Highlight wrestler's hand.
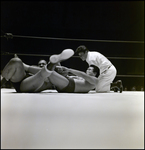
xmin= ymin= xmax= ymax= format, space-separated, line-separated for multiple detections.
xmin=61 ymin=66 xmax=69 ymax=72
xmin=55 ymin=66 xmax=69 ymax=74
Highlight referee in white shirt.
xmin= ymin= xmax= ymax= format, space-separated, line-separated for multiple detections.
xmin=75 ymin=45 xmax=123 ymax=93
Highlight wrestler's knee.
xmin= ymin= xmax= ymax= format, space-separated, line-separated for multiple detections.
xmin=2 ymin=57 xmax=25 ymax=81
xmin=7 ymin=57 xmax=24 ymax=70
xmin=9 ymin=57 xmax=23 ymax=65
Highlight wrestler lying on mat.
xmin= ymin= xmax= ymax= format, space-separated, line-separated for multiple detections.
xmin=1 ymin=49 xmax=121 ymax=93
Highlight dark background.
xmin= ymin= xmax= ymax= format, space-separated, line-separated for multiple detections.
xmin=1 ymin=0 xmax=144 ymax=90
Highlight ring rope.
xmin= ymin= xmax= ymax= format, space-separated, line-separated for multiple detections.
xmin=1 ymin=33 xmax=144 ymax=43
xmin=116 ymin=75 xmax=144 ymax=77
xmin=1 ymin=52 xmax=144 ymax=60
xmin=1 ymin=32 xmax=144 ymax=78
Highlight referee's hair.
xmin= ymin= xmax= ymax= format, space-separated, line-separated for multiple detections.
xmin=75 ymin=45 xmax=89 ymax=54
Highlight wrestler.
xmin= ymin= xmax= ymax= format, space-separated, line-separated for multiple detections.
xmin=38 ymin=59 xmax=47 ymax=68
xmin=1 ymin=49 xmax=97 ymax=93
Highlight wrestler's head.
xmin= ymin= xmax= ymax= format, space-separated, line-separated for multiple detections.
xmin=38 ymin=59 xmax=47 ymax=68
xmin=86 ymin=65 xmax=100 ymax=78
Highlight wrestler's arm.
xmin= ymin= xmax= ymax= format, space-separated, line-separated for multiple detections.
xmin=68 ymin=68 xmax=97 ymax=85
xmin=56 ymin=66 xmax=97 ymax=85
xmin=67 ymin=75 xmax=84 ymax=80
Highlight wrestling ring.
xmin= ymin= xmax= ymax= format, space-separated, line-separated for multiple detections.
xmin=1 ymin=33 xmax=144 ymax=149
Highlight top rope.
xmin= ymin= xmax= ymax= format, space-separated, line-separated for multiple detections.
xmin=1 ymin=33 xmax=144 ymax=43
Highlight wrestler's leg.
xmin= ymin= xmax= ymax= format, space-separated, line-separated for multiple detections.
xmin=23 ymin=63 xmax=42 ymax=74
xmin=23 ymin=62 xmax=61 ymax=75
xmin=34 ymin=81 xmax=54 ymax=92
xmin=45 ymin=49 xmax=74 ymax=89
xmin=1 ymin=57 xmax=26 ymax=83
xmin=20 ymin=65 xmax=69 ymax=92
xmin=20 ymin=49 xmax=74 ymax=92
xmin=13 ymin=54 xmax=42 ymax=75
xmin=49 ymin=49 xmax=74 ymax=63
xmin=46 ymin=70 xmax=69 ymax=90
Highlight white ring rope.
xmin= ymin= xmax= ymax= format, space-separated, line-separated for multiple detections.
xmin=1 ymin=33 xmax=144 ymax=43
xmin=1 ymin=33 xmax=144 ymax=78
xmin=117 ymin=75 xmax=144 ymax=77
xmin=12 ymin=35 xmax=145 ymax=43
xmin=2 ymin=52 xmax=144 ymax=60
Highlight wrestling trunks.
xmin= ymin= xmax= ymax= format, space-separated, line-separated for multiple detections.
xmin=56 ymin=77 xmax=75 ymax=93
